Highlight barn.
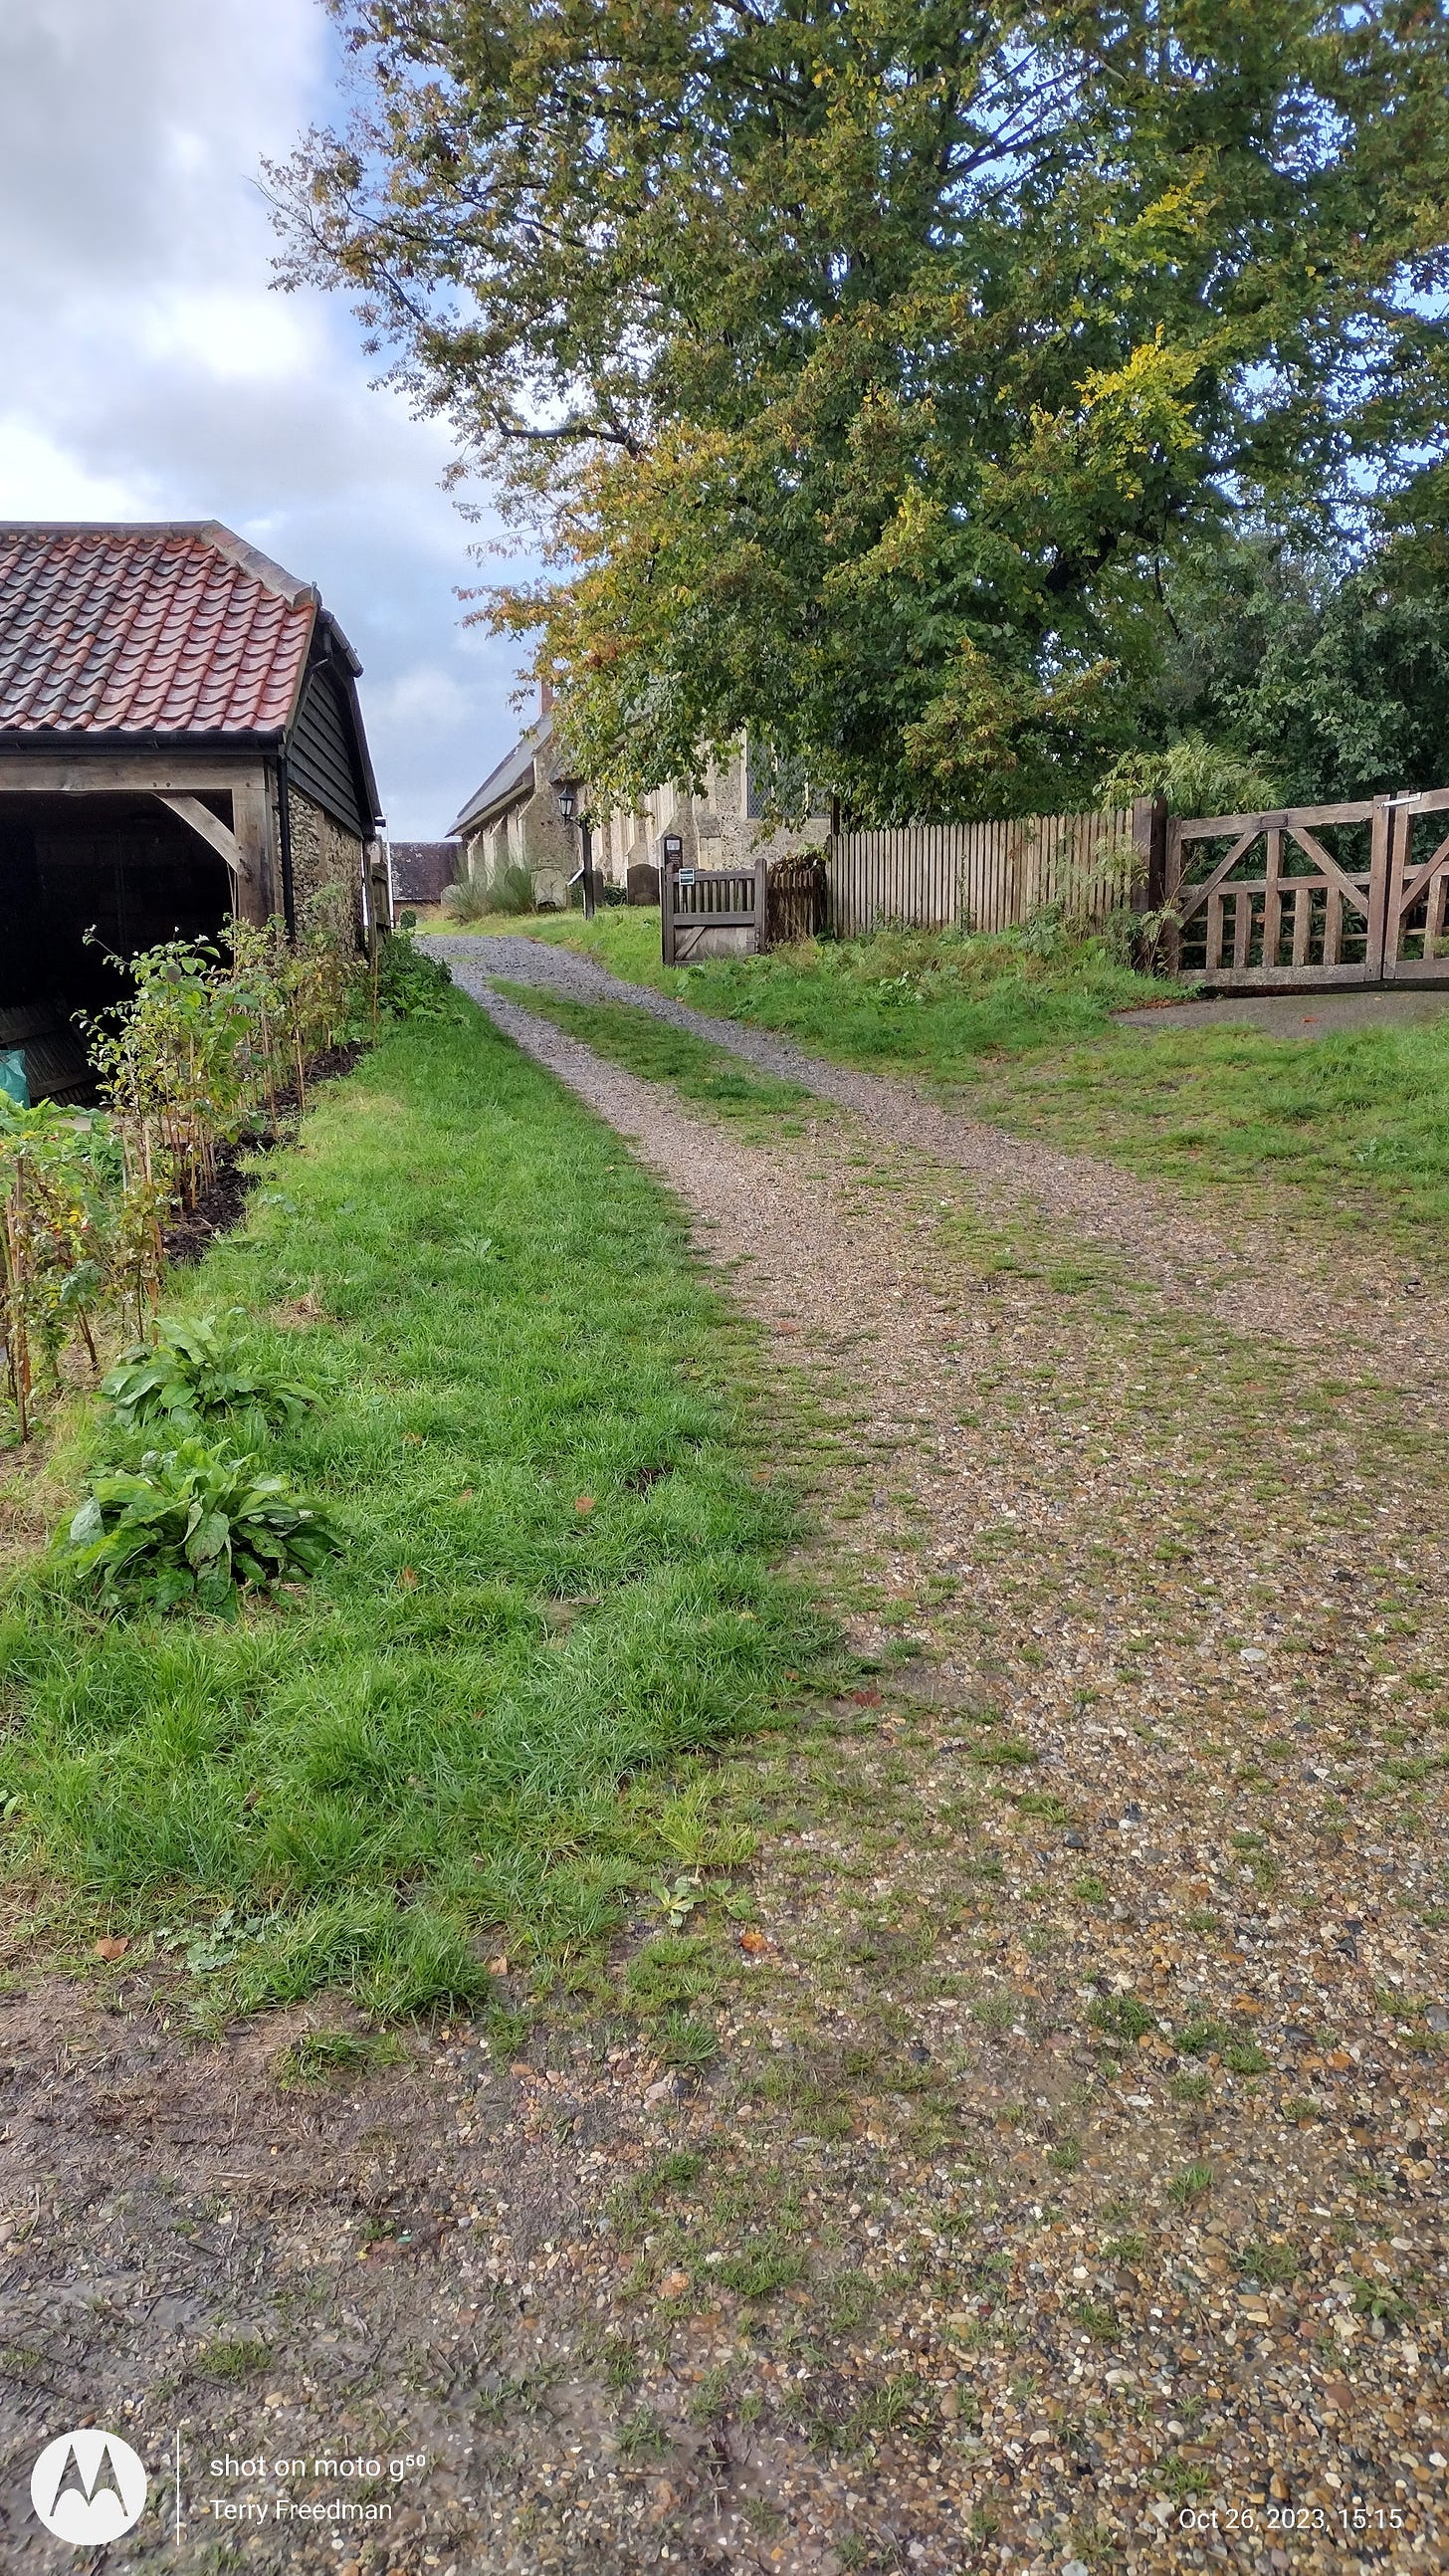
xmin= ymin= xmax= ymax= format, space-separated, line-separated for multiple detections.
xmin=0 ymin=522 xmax=384 ymax=1100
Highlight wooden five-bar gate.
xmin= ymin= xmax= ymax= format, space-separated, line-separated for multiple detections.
xmin=1164 ymin=787 xmax=1449 ymax=987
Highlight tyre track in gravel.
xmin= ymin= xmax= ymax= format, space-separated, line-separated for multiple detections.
xmin=427 ymin=932 xmax=1448 ymax=1377
xmin=435 ymin=969 xmax=1449 ymax=2576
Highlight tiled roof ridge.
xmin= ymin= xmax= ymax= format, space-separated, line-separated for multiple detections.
xmin=0 ymin=520 xmax=318 ymax=609
xmin=0 ymin=523 xmax=319 ymax=738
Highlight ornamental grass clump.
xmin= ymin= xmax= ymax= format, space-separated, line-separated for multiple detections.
xmin=65 ymin=1438 xmax=341 ymax=1614
xmin=101 ymin=1310 xmax=316 ymax=1436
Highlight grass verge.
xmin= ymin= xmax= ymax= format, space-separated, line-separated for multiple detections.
xmin=0 ymin=1005 xmax=830 ymax=2019
xmin=494 ymin=907 xmax=1158 ymax=1064
xmin=953 ymin=1012 xmax=1449 ymax=1247
xmin=481 ymin=910 xmax=1449 ymax=1257
xmin=491 ymin=981 xmax=814 ymax=1131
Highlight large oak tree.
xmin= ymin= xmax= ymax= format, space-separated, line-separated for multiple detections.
xmin=273 ymin=2 xmax=1449 ymax=816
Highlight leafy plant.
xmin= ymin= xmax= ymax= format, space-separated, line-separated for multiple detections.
xmin=716 ymin=2237 xmax=807 ymax=2298
xmin=376 ymin=927 xmax=466 ymax=1022
xmin=101 ymin=1311 xmax=316 ymax=1435
xmin=1350 ymin=2275 xmax=1413 ymax=2324
xmin=65 ymin=1438 xmax=341 ymax=1612
xmin=1235 ymin=2239 xmax=1299 ymax=2284
xmin=1098 ymin=733 xmax=1284 ymax=819
xmin=646 ymin=1870 xmax=706 ymax=1929
xmin=0 ymin=1099 xmax=121 ymax=1436
xmin=616 ymin=2406 xmax=671 ymax=2461
xmin=1166 ymin=2161 xmax=1214 ymax=2211
xmin=196 ymin=2336 xmax=273 ymax=2382
xmin=659 ymin=2011 xmax=719 ymax=2072
xmin=1089 ymin=1991 xmax=1155 ymax=2043
xmin=1074 ymin=2297 xmax=1118 ymax=2341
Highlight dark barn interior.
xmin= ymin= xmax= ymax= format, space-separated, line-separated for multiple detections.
xmin=0 ymin=794 xmax=232 ymax=1101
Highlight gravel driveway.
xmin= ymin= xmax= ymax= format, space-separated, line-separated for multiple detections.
xmin=5 ymin=963 xmax=1444 ymax=2575
xmin=419 ymin=952 xmax=1448 ymax=2574
xmin=427 ymin=934 xmax=1449 ymax=1378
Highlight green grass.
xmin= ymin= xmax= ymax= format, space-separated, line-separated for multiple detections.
xmin=960 ymin=1012 xmax=1449 ymax=1244
xmin=491 ymin=983 xmax=813 ymax=1124
xmin=0 ymin=1007 xmax=828 ymax=2017
xmin=492 ymin=907 xmax=1449 ymax=1254
xmin=508 ymin=907 xmax=1157 ymax=1065
xmin=517 ymin=907 xmax=678 ymax=987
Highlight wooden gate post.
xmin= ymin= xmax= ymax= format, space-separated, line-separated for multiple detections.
xmin=1132 ymin=795 xmax=1168 ymax=907
xmin=1366 ymin=797 xmax=1393 ymax=982
xmin=1132 ymin=795 xmax=1170 ymax=969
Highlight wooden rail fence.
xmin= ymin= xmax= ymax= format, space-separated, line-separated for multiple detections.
xmin=659 ymin=784 xmax=1449 ymax=990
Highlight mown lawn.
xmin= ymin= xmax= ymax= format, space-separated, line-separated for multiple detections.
xmin=0 ymin=1005 xmax=826 ymax=2018
xmin=955 ymin=1014 xmax=1449 ymax=1245
xmin=491 ymin=909 xmax=1449 ymax=1255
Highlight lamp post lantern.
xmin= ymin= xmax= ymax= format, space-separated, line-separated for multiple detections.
xmin=555 ymin=778 xmax=595 ymax=918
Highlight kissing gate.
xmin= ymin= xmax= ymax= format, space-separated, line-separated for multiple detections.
xmin=1163 ymin=786 xmax=1449 ymax=988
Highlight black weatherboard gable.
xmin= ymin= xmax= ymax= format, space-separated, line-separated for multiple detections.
xmin=286 ymin=616 xmax=381 ymax=839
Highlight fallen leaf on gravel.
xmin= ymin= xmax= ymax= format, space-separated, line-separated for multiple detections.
xmin=95 ymin=1937 xmax=129 ymax=1962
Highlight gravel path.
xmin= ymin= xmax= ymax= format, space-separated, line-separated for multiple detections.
xmin=6 ymin=979 xmax=1443 ymax=2575
xmin=427 ymin=965 xmax=1449 ymax=2575
xmin=427 ymin=934 xmax=1449 ymax=1370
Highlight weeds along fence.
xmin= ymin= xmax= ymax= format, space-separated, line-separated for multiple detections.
xmin=825 ymin=806 xmax=1144 ymax=939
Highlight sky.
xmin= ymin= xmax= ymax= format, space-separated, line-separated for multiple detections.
xmin=0 ymin=0 xmax=528 ymax=837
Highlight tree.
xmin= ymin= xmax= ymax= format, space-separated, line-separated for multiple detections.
xmin=1133 ymin=522 xmax=1449 ymax=803
xmin=273 ymin=2 xmax=1449 ymax=818
xmin=1229 ymin=552 xmax=1449 ymax=803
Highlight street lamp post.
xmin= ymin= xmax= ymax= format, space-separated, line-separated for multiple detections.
xmin=554 ymin=779 xmax=596 ymax=920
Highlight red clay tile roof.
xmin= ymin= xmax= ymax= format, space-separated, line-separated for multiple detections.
xmin=0 ymin=522 xmax=319 ymax=737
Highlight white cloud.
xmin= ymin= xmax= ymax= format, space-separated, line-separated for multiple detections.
xmin=0 ymin=419 xmax=139 ymax=520
xmin=368 ymin=666 xmax=480 ymax=738
xmin=0 ymin=0 xmax=525 ymax=833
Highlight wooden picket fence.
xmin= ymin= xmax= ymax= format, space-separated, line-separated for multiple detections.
xmin=825 ymin=806 xmax=1142 ymax=938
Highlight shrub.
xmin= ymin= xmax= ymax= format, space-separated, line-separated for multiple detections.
xmin=65 ymin=1438 xmax=341 ymax=1613
xmin=1098 ymin=732 xmax=1283 ymax=819
xmin=440 ymin=861 xmax=536 ymax=919
xmin=438 ymin=878 xmax=496 ymax=923
xmin=101 ymin=1310 xmax=315 ymax=1435
xmin=377 ymin=927 xmax=465 ymax=1021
